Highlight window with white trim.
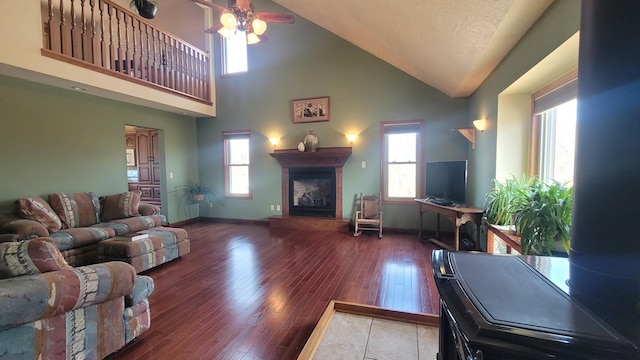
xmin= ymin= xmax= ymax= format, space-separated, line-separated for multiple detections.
xmin=532 ymin=77 xmax=577 ymax=185
xmin=223 ymin=131 xmax=251 ymax=197
xmin=381 ymin=121 xmax=423 ymax=201
xmin=221 ymin=31 xmax=248 ymax=75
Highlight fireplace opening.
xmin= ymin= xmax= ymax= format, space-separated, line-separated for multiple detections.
xmin=289 ymin=167 xmax=336 ymax=217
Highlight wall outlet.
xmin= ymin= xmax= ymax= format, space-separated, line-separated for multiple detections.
xmin=270 ymin=205 xmax=275 ymax=211
xmin=276 ymin=205 xmax=281 ymax=211
xmin=361 ymin=161 xmax=366 ymax=168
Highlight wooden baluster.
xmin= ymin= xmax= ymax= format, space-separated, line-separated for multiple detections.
xmin=60 ymin=0 xmax=71 ymax=55
xmin=124 ymin=12 xmax=132 ymax=76
xmin=81 ymin=0 xmax=92 ymax=62
xmin=198 ymin=53 xmax=204 ymax=98
xmin=144 ymin=25 xmax=158 ymax=84
xmin=177 ymin=41 xmax=184 ymax=92
xmin=151 ymin=28 xmax=158 ymax=84
xmin=90 ymin=0 xmax=100 ymax=65
xmin=193 ymin=51 xmax=199 ymax=97
xmin=116 ymin=9 xmax=124 ymax=73
xmin=205 ymin=53 xmax=211 ymax=100
xmin=187 ymin=47 xmax=192 ymax=95
xmin=169 ymin=38 xmax=176 ymax=89
xmin=158 ymin=33 xmax=164 ymax=86
xmin=130 ymin=16 xmax=137 ymax=78
xmin=70 ymin=0 xmax=83 ymax=58
xmin=97 ymin=0 xmax=107 ymax=67
xmin=108 ymin=4 xmax=115 ymax=70
xmin=48 ymin=0 xmax=61 ymax=52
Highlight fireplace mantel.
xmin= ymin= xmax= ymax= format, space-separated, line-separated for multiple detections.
xmin=269 ymin=147 xmax=352 ymax=168
xmin=270 ymin=147 xmax=352 ymax=223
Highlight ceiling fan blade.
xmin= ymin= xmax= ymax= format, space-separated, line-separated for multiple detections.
xmin=255 ymin=12 xmax=296 ymax=24
xmin=191 ymin=0 xmax=227 ymax=13
xmin=205 ymin=23 xmax=224 ymax=34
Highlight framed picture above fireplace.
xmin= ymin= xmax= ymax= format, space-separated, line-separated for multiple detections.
xmin=291 ymin=96 xmax=330 ymax=123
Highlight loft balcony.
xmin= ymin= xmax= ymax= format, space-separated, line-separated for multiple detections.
xmin=0 ymin=0 xmax=215 ymax=117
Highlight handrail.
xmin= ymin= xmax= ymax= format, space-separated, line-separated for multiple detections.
xmin=43 ymin=0 xmax=211 ymax=104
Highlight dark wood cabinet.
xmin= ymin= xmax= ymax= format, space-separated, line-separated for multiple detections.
xmin=133 ymin=129 xmax=161 ymax=205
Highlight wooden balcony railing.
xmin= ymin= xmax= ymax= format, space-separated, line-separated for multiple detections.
xmin=42 ymin=0 xmax=211 ymax=104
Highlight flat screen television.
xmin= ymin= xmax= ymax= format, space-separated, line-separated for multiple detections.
xmin=425 ymin=160 xmax=468 ymax=205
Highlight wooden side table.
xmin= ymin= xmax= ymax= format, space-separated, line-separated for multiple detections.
xmin=486 ymin=223 xmax=522 ymax=254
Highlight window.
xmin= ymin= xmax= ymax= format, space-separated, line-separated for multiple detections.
xmin=221 ymin=31 xmax=248 ymax=75
xmin=381 ymin=121 xmax=423 ymax=202
xmin=532 ymin=77 xmax=577 ymax=185
xmin=223 ymin=131 xmax=251 ymax=198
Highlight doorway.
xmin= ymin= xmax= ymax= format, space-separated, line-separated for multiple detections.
xmin=125 ymin=125 xmax=162 ymax=207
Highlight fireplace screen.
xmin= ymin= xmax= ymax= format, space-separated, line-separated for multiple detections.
xmin=289 ymin=168 xmax=336 ymax=217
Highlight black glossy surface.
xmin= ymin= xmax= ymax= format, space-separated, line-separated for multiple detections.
xmin=433 ymin=250 xmax=639 ymax=360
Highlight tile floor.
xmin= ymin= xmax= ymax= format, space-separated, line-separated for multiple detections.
xmin=313 ymin=312 xmax=439 ymax=360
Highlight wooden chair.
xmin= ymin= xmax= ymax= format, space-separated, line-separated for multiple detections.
xmin=354 ymin=192 xmax=383 ymax=238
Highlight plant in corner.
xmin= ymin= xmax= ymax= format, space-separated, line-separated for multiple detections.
xmin=129 ymin=0 xmax=157 ymax=19
xmin=514 ymin=181 xmax=573 ymax=256
xmin=179 ymin=181 xmax=216 ymax=203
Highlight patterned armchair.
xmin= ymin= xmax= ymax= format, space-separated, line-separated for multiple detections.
xmin=0 ymin=238 xmax=154 ymax=359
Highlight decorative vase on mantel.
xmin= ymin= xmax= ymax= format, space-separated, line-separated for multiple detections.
xmin=304 ymin=131 xmax=318 ymax=152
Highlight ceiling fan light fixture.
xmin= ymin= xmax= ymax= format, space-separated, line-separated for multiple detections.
xmin=217 ymin=27 xmax=234 ymax=39
xmin=246 ymin=32 xmax=261 ymax=45
xmin=252 ymin=18 xmax=267 ymax=35
xmin=220 ymin=12 xmax=238 ymax=29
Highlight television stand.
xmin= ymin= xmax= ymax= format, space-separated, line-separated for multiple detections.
xmin=415 ymin=199 xmax=484 ymax=251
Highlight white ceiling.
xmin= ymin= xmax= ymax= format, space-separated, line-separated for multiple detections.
xmin=273 ymin=0 xmax=553 ymax=98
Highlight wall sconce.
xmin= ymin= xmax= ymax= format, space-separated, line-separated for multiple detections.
xmin=345 ymin=133 xmax=358 ymax=144
xmin=268 ymin=137 xmax=279 ymax=148
xmin=473 ymin=119 xmax=487 ymax=132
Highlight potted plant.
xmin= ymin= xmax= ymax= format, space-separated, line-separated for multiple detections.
xmin=484 ymin=175 xmax=536 ymax=226
xmin=179 ymin=181 xmax=216 ymax=203
xmin=130 ymin=0 xmax=157 ymax=19
xmin=514 ymin=181 xmax=573 ymax=256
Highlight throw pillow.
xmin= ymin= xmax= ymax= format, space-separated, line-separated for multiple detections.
xmin=0 ymin=238 xmax=71 ymax=279
xmin=101 ymin=191 xmax=141 ymax=221
xmin=15 ymin=196 xmax=62 ymax=232
xmin=49 ymin=192 xmax=101 ymax=229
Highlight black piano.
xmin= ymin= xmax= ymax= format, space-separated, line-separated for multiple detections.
xmin=432 ymin=250 xmax=639 ymax=359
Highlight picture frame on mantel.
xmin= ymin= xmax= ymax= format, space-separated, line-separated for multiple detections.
xmin=291 ymin=96 xmax=330 ymax=123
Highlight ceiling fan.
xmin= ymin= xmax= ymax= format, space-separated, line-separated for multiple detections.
xmin=192 ymin=0 xmax=295 ymax=44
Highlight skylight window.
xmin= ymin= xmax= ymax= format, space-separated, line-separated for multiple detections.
xmin=222 ymin=31 xmax=248 ymax=75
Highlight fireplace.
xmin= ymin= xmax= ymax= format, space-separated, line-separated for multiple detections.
xmin=289 ymin=167 xmax=336 ymax=217
xmin=269 ymin=147 xmax=351 ymax=229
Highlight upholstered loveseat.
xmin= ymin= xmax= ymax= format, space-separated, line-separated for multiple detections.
xmin=0 ymin=191 xmax=190 ymax=272
xmin=0 ymin=238 xmax=154 ymax=359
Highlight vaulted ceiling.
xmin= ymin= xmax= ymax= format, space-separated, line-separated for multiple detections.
xmin=272 ymin=0 xmax=554 ymax=98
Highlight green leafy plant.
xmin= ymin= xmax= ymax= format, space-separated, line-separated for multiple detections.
xmin=514 ymin=181 xmax=572 ymax=255
xmin=178 ymin=181 xmax=216 ymax=202
xmin=484 ymin=175 xmax=536 ymax=225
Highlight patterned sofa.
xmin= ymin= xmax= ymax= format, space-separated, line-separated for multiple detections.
xmin=0 ymin=191 xmax=189 ymax=272
xmin=0 ymin=238 xmax=154 ymax=359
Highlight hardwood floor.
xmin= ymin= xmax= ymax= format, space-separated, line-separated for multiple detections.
xmin=107 ymin=221 xmax=441 ymax=360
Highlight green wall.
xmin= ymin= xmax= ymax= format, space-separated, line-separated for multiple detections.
xmin=197 ymin=0 xmax=470 ymax=229
xmin=468 ymin=0 xmax=581 ymax=206
xmin=0 ymin=0 xmax=583 ymax=233
xmin=0 ymin=74 xmax=199 ymax=224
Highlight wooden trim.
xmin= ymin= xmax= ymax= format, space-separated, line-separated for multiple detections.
xmin=297 ymin=300 xmax=439 ymax=360
xmin=531 ymin=70 xmax=578 ymax=100
xmin=528 ymin=70 xmax=578 ymax=177
xmin=41 ymin=49 xmax=212 ymax=105
xmin=270 ymin=147 xmax=352 ymax=218
xmin=380 ymin=120 xmax=425 ymax=202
